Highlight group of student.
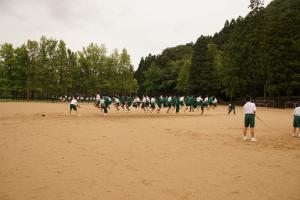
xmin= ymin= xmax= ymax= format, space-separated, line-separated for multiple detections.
xmin=69 ymin=93 xmax=218 ymax=116
xmin=69 ymin=93 xmax=300 ymax=142
xmin=57 ymin=95 xmax=96 ymax=103
xmin=92 ymin=94 xmax=218 ymax=115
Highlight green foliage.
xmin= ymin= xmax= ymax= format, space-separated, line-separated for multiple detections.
xmin=135 ymin=0 xmax=300 ymax=99
xmin=0 ymin=37 xmax=137 ymax=99
xmin=135 ymin=43 xmax=193 ymax=95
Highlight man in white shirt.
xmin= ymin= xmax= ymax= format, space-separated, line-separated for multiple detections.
xmin=293 ymin=105 xmax=300 ymax=137
xmin=95 ymin=92 xmax=101 ymax=108
xmin=150 ymin=97 xmax=156 ymax=113
xmin=113 ymin=96 xmax=121 ymax=111
xmin=243 ymin=96 xmax=257 ymax=142
xmin=70 ymin=97 xmax=80 ymax=116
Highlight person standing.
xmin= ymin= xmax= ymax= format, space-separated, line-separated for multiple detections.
xmin=69 ymin=97 xmax=80 ymax=116
xmin=293 ymin=105 xmax=300 ymax=137
xmin=228 ymin=101 xmax=235 ymax=115
xmin=243 ymin=96 xmax=257 ymax=142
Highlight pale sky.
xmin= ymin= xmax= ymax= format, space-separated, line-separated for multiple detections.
xmin=0 ymin=0 xmax=272 ymax=68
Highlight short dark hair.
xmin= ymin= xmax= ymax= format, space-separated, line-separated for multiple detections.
xmin=245 ymin=96 xmax=251 ymax=102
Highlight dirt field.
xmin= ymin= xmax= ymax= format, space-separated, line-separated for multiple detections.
xmin=0 ymin=102 xmax=299 ymax=200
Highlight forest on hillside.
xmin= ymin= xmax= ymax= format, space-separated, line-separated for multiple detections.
xmin=134 ymin=0 xmax=300 ymax=100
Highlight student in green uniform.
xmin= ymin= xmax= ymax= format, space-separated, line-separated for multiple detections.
xmin=132 ymin=96 xmax=140 ymax=108
xmin=166 ymin=96 xmax=173 ymax=113
xmin=293 ymin=105 xmax=300 ymax=137
xmin=162 ymin=95 xmax=168 ymax=108
xmin=228 ymin=101 xmax=235 ymax=115
xmin=188 ymin=96 xmax=194 ymax=112
xmin=150 ymin=97 xmax=156 ymax=113
xmin=184 ymin=96 xmax=190 ymax=112
xmin=101 ymin=96 xmax=110 ymax=115
xmin=243 ymin=96 xmax=257 ymax=142
xmin=156 ymin=96 xmax=163 ymax=114
xmin=179 ymin=96 xmax=185 ymax=107
xmin=207 ymin=96 xmax=213 ymax=110
xmin=212 ymin=97 xmax=218 ymax=108
xmin=192 ymin=96 xmax=198 ymax=111
xmin=70 ymin=97 xmax=80 ymax=116
xmin=113 ymin=96 xmax=121 ymax=111
xmin=125 ymin=96 xmax=132 ymax=111
xmin=120 ymin=95 xmax=125 ymax=110
xmin=174 ymin=95 xmax=180 ymax=114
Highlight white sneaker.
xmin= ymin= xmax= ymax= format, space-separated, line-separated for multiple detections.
xmin=243 ymin=136 xmax=249 ymax=141
xmin=250 ymin=137 xmax=257 ymax=142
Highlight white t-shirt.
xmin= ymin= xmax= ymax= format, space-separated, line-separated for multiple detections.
xmin=100 ymin=99 xmax=105 ymax=105
xmin=243 ymin=102 xmax=256 ymax=114
xmin=96 ymin=94 xmax=100 ymax=100
xmin=294 ymin=106 xmax=300 ymax=116
xmin=204 ymin=97 xmax=208 ymax=102
xmin=168 ymin=97 xmax=172 ymax=102
xmin=180 ymin=97 xmax=184 ymax=102
xmin=70 ymin=99 xmax=78 ymax=105
xmin=142 ymin=97 xmax=146 ymax=103
xmin=213 ymin=98 xmax=217 ymax=104
xmin=196 ymin=97 xmax=202 ymax=102
xmin=151 ymin=98 xmax=156 ymax=103
xmin=115 ymin=98 xmax=120 ymax=103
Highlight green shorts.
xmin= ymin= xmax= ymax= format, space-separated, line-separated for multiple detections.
xmin=70 ymin=104 xmax=77 ymax=110
xmin=293 ymin=116 xmax=300 ymax=128
xmin=244 ymin=114 xmax=255 ymax=128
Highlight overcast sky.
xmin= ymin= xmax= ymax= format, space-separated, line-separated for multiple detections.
xmin=0 ymin=0 xmax=272 ymax=68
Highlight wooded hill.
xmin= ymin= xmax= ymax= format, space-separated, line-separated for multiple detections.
xmin=134 ymin=0 xmax=300 ymax=100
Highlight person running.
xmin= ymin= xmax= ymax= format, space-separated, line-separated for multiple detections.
xmin=179 ymin=96 xmax=185 ymax=108
xmin=196 ymin=96 xmax=202 ymax=110
xmin=156 ymin=95 xmax=163 ymax=114
xmin=184 ymin=96 xmax=190 ymax=112
xmin=95 ymin=92 xmax=101 ymax=108
xmin=125 ymin=96 xmax=132 ymax=111
xmin=212 ymin=97 xmax=218 ymax=108
xmin=51 ymin=95 xmax=55 ymax=103
xmin=166 ymin=95 xmax=173 ymax=113
xmin=174 ymin=95 xmax=180 ymax=114
xmin=120 ymin=95 xmax=126 ymax=110
xmin=162 ymin=95 xmax=168 ymax=108
xmin=113 ymin=96 xmax=121 ymax=111
xmin=207 ymin=96 xmax=214 ymax=110
xmin=243 ymin=96 xmax=257 ymax=142
xmin=141 ymin=95 xmax=147 ymax=112
xmin=188 ymin=96 xmax=194 ymax=112
xmin=228 ymin=101 xmax=236 ymax=115
xmin=69 ymin=97 xmax=80 ymax=116
xmin=150 ymin=97 xmax=156 ymax=113
xmin=293 ymin=105 xmax=300 ymax=137
xmin=132 ymin=96 xmax=141 ymax=108
xmin=101 ymin=96 xmax=110 ymax=115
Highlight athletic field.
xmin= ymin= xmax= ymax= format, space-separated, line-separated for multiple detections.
xmin=0 ymin=102 xmax=299 ymax=200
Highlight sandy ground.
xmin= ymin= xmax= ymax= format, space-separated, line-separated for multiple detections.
xmin=0 ymin=102 xmax=299 ymax=200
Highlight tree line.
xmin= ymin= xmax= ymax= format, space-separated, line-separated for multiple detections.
xmin=134 ymin=0 xmax=300 ymax=100
xmin=0 ymin=36 xmax=137 ymax=99
xmin=1 ymin=0 xmax=299 ymax=101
